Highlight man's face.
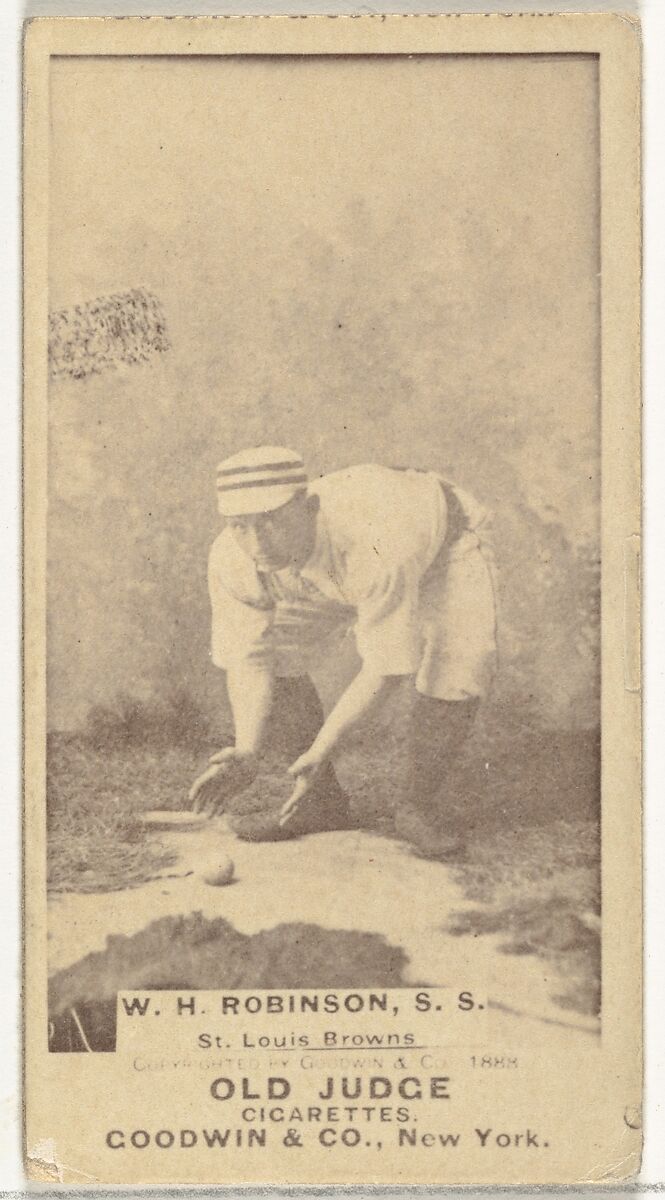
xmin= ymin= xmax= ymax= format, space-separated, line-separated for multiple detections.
xmin=225 ymin=491 xmax=318 ymax=572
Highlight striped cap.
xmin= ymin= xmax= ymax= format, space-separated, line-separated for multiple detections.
xmin=216 ymin=446 xmax=308 ymax=516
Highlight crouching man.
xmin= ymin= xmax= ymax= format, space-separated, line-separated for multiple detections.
xmin=190 ymin=446 xmax=497 ymax=855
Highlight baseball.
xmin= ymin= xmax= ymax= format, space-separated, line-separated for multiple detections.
xmin=201 ymin=855 xmax=235 ymax=887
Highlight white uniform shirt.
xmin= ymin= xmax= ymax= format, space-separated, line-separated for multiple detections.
xmin=208 ymin=464 xmax=497 ymax=699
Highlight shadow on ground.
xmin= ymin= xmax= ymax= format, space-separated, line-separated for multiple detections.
xmin=48 ymin=913 xmax=414 ymax=1052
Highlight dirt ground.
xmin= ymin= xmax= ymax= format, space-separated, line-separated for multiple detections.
xmin=47 ymin=699 xmax=601 ymax=1030
xmin=48 ymin=816 xmax=599 ymax=1053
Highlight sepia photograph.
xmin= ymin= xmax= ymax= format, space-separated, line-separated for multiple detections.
xmin=23 ymin=14 xmax=641 ymax=1187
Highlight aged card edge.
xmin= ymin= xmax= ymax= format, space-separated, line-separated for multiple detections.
xmin=22 ymin=12 xmax=642 ymax=1187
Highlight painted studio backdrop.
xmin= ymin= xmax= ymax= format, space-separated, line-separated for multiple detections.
xmin=47 ymin=54 xmax=600 ymax=739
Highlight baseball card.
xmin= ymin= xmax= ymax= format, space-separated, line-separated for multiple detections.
xmin=23 ymin=12 xmax=641 ymax=1187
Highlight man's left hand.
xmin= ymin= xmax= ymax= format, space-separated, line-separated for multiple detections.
xmin=279 ymin=748 xmax=327 ymax=825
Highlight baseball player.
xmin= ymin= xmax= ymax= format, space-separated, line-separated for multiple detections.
xmin=189 ymin=446 xmax=497 ymax=854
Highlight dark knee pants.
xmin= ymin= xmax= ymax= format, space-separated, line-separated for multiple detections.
xmin=267 ymin=676 xmax=478 ymax=815
xmin=407 ymin=693 xmax=479 ymax=812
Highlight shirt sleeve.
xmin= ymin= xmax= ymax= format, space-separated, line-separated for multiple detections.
xmin=208 ymin=543 xmax=275 ymax=671
xmin=352 ymin=556 xmax=422 ymax=676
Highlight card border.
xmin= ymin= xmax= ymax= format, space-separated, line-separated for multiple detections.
xmin=22 ymin=13 xmax=641 ymax=1185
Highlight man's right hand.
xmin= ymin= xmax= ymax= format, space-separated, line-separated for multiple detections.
xmin=189 ymin=748 xmax=259 ymax=814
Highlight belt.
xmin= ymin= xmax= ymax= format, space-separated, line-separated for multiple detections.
xmin=438 ymin=480 xmax=468 ymax=549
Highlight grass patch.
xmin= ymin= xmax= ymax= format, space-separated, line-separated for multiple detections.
xmin=446 ymin=822 xmax=600 ymax=1016
xmin=47 ymin=689 xmax=216 ymax=893
xmin=46 ymin=737 xmax=195 ymax=893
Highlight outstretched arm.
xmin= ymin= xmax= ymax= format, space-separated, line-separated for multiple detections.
xmin=299 ymin=665 xmax=400 ymax=761
xmin=280 ymin=666 xmax=401 ymax=819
